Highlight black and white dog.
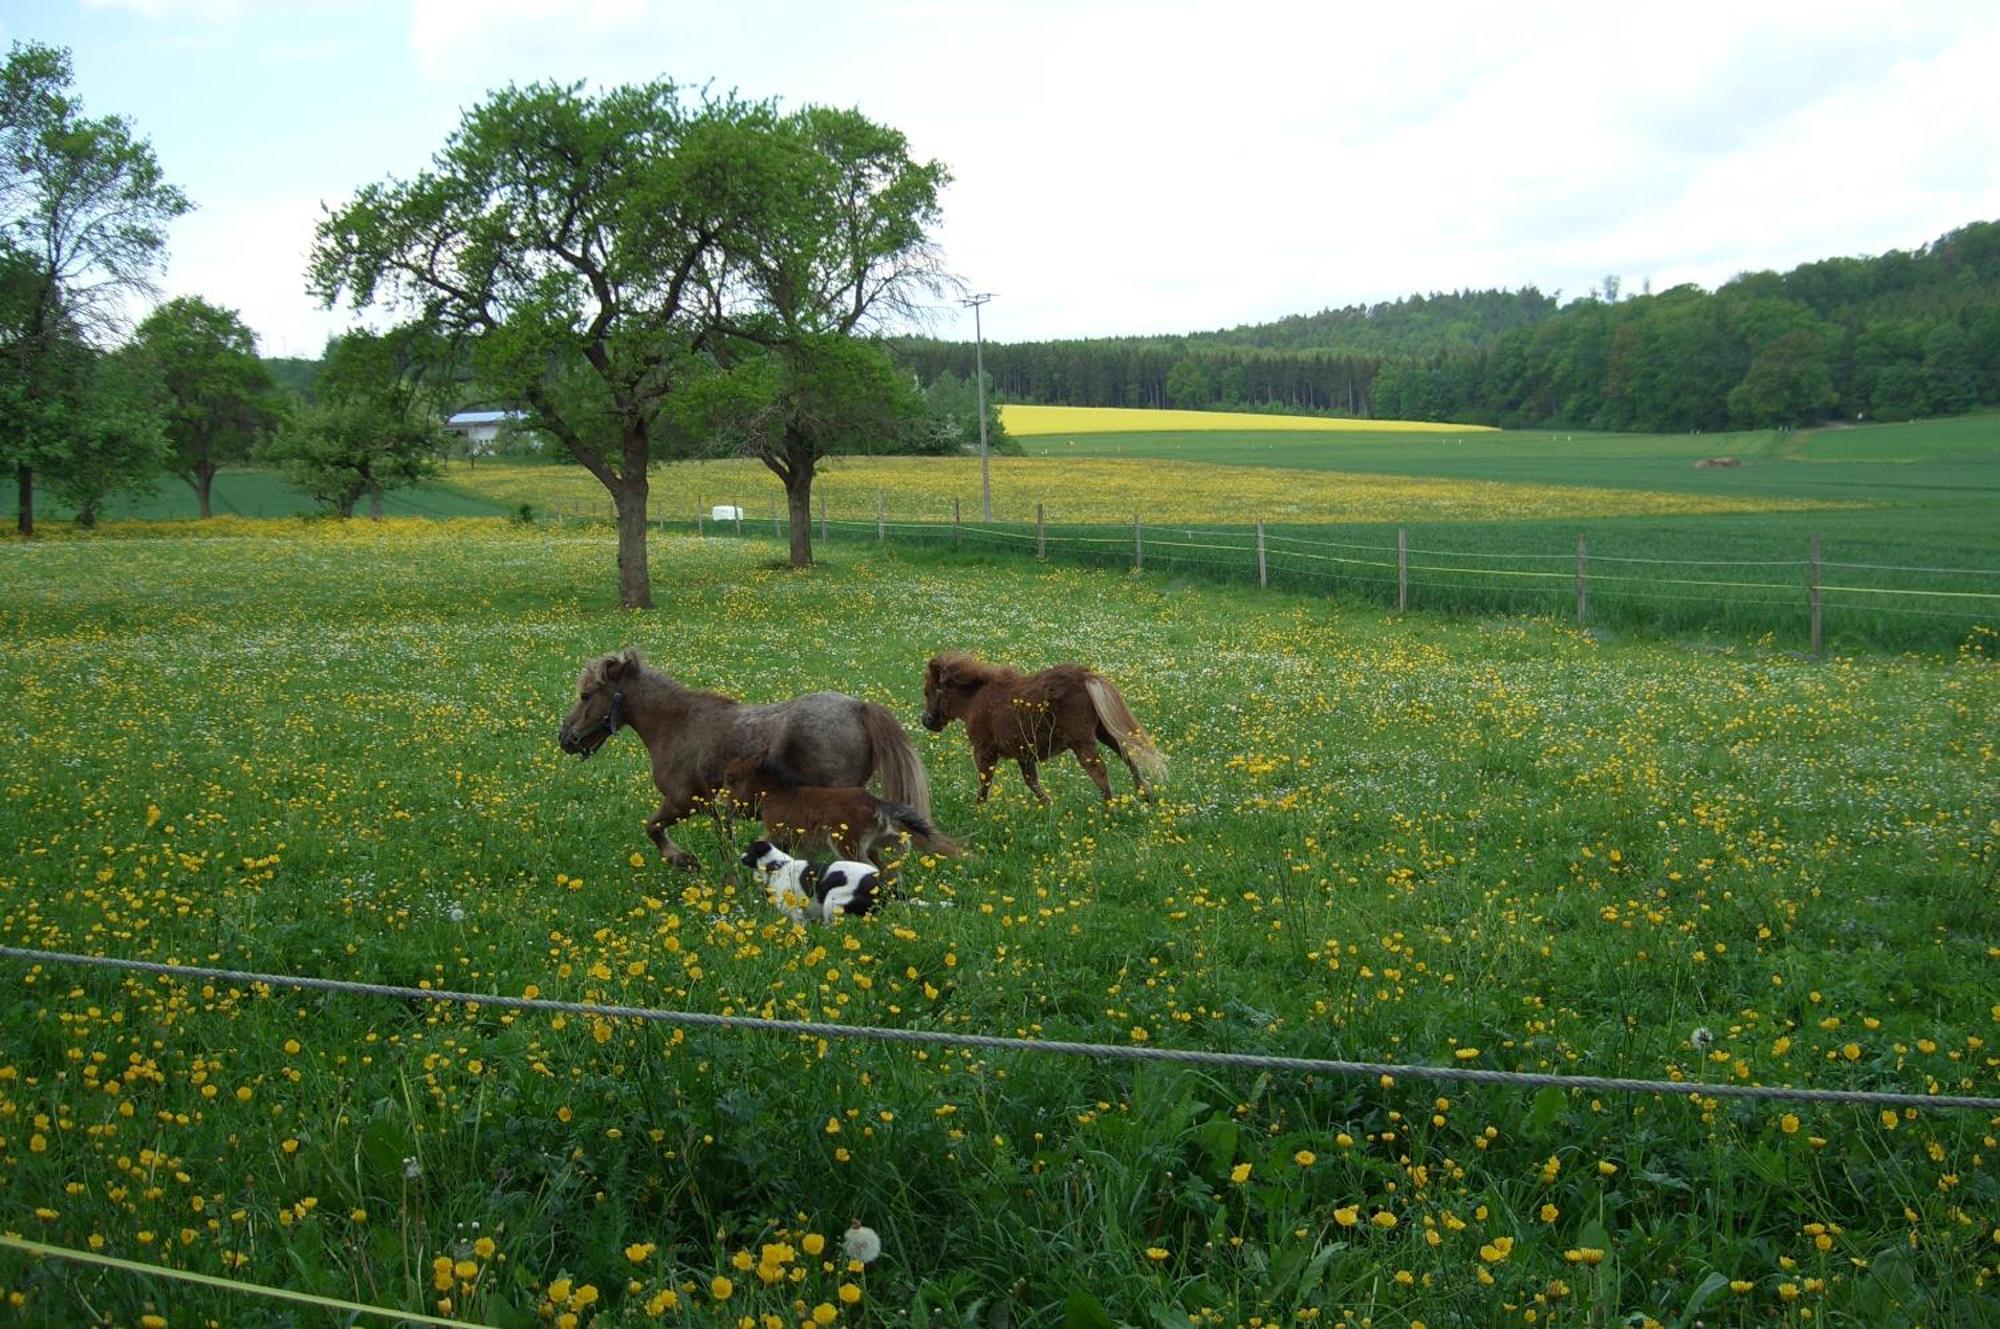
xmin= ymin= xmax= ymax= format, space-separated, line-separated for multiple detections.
xmin=741 ymin=840 xmax=883 ymax=924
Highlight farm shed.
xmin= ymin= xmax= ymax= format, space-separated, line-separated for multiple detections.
xmin=443 ymin=409 xmax=527 ymax=454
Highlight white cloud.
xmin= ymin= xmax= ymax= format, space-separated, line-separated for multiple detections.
xmin=157 ymin=192 xmax=359 ymax=358
xmin=59 ymin=0 xmax=2000 ymax=353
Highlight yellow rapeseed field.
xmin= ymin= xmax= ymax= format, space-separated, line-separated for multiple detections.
xmin=1000 ymin=404 xmax=1495 ymax=435
xmin=454 ymin=457 xmax=1830 ymax=526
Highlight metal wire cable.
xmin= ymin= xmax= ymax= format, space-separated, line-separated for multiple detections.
xmin=4 ymin=947 xmax=1994 ymax=1113
xmin=0 ymin=1235 xmax=489 ymax=1328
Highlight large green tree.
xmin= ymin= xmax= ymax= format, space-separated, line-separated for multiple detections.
xmin=312 ymin=83 xmax=950 ymax=596
xmin=131 ymin=296 xmax=283 ymax=517
xmin=44 ymin=345 xmax=166 ymax=525
xmin=701 ymin=105 xmax=950 ymax=567
xmin=311 ymin=79 xmax=787 ymax=608
xmin=674 ymin=334 xmax=925 ymax=561
xmin=261 ymin=326 xmax=447 ymax=517
xmin=0 ymin=41 xmax=188 ymax=534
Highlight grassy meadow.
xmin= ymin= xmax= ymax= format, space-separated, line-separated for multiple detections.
xmin=1 ymin=522 xmax=1997 ymax=1327
xmin=11 ymin=408 xmax=1995 ymax=648
xmin=431 ymin=411 xmax=1997 ymax=650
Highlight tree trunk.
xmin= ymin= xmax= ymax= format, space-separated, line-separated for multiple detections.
xmin=785 ymin=470 xmax=814 ymax=568
xmin=15 ymin=464 xmax=31 ymax=537
xmin=368 ymin=485 xmax=383 ymax=520
xmin=188 ymin=463 xmax=216 ymax=520
xmin=613 ymin=471 xmax=653 ymax=609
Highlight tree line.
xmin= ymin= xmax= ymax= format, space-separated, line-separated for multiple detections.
xmin=898 ymin=227 xmax=2000 ymax=430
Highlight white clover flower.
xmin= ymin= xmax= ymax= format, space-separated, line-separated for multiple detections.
xmin=842 ymin=1221 xmax=881 ymax=1266
xmin=1690 ymin=1026 xmax=1715 ymax=1052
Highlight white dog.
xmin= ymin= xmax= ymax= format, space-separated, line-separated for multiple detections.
xmin=740 ymin=840 xmax=882 ymax=924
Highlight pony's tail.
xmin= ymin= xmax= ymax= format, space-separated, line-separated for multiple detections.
xmin=882 ymin=802 xmax=963 ymax=857
xmin=1085 ymin=676 xmax=1168 ymax=784
xmin=861 ymin=701 xmax=932 ymax=820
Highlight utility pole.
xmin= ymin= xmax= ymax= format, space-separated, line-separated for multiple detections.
xmin=963 ymin=292 xmax=995 ymax=522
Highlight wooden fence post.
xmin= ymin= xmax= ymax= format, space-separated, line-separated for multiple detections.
xmin=1134 ymin=514 xmax=1143 ymax=572
xmin=1398 ymin=527 xmax=1408 ymax=611
xmin=772 ymin=504 xmax=780 ymax=539
xmin=819 ymin=492 xmax=828 ymax=545
xmin=1036 ymin=503 xmax=1046 ymax=559
xmin=1576 ymin=533 xmax=1589 ymax=627
xmin=953 ymin=498 xmax=961 ymax=549
xmin=696 ymin=505 xmax=703 ymax=539
xmin=1257 ymin=520 xmax=1268 ymax=588
xmin=876 ymin=491 xmax=885 ymax=543
xmin=1809 ymin=533 xmax=1822 ymax=658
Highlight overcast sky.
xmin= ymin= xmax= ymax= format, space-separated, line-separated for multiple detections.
xmin=8 ymin=0 xmax=2000 ymax=357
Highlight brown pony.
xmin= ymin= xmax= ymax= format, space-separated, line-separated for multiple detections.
xmin=558 ymin=649 xmax=930 ymax=869
xmin=921 ymin=652 xmax=1167 ymax=805
xmin=721 ymin=756 xmax=963 ymax=865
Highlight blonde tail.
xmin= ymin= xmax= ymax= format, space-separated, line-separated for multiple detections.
xmin=1084 ymin=676 xmax=1167 ymax=784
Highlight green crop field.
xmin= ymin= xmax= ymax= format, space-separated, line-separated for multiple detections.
xmin=1013 ymin=414 xmax=2000 ymax=504
xmin=1011 ymin=415 xmax=2000 ymax=565
xmin=2 ymin=523 xmax=1996 ymax=1327
xmin=4 ymin=470 xmax=513 ymax=523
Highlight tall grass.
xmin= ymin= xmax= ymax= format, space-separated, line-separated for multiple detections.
xmin=1 ymin=523 xmax=1995 ymax=1326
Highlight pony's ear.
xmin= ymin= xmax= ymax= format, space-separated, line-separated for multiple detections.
xmin=602 ymin=648 xmax=640 ymax=681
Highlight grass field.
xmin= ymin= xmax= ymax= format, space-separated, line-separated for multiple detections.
xmin=1009 ymin=413 xmax=2000 ymax=507
xmin=4 ymin=470 xmax=513 ymax=523
xmin=9 ymin=412 xmax=1997 ymax=648
xmin=441 ymin=413 xmax=1998 ymax=650
xmin=452 ymin=456 xmax=1827 ymax=527
xmin=2 ymin=523 xmax=1996 ymax=1326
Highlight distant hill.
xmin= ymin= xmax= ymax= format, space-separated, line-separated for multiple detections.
xmin=263 ymin=355 xmax=321 ymax=401
xmin=893 ymin=220 xmax=2000 ymax=431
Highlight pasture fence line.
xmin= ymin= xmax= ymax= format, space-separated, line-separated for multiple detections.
xmin=5 ymin=945 xmax=1999 ymax=1114
xmin=543 ymin=495 xmax=2000 ymax=651
xmin=0 ymin=1234 xmax=490 ymax=1328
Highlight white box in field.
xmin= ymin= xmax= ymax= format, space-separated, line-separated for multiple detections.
xmin=710 ymin=505 xmax=743 ymax=521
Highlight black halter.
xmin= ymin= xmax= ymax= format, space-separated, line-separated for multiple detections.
xmin=578 ymin=690 xmax=624 ymax=756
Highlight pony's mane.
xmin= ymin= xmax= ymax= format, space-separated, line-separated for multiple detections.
xmin=931 ymin=651 xmax=1020 ymax=687
xmin=579 ymin=647 xmax=645 ymax=690
xmin=579 ymin=650 xmax=727 ymax=707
